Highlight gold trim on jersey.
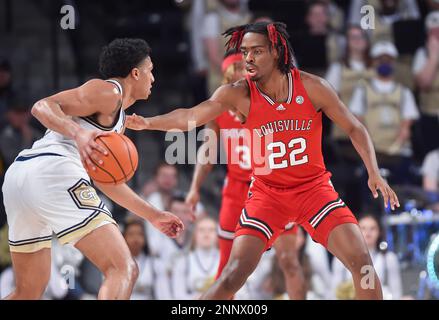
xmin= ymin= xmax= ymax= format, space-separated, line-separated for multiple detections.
xmin=9 ymin=207 xmax=117 ymax=253
xmin=57 ymin=213 xmax=117 ymax=246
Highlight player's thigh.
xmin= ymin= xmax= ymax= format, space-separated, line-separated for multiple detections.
xmin=326 ymin=223 xmax=372 ymax=272
xmin=10 ymin=249 xmax=51 ymax=289
xmin=273 ymin=231 xmax=298 ymax=255
xmin=74 ymin=223 xmax=134 ymax=275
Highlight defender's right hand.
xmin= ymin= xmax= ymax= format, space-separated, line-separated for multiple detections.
xmin=74 ymin=128 xmax=109 ymax=171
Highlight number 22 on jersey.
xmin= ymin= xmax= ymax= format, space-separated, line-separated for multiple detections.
xmin=267 ymin=137 xmax=308 ymax=169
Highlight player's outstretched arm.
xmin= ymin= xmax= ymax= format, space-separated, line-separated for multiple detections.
xmin=185 ymin=120 xmax=220 ymax=214
xmin=94 ymin=182 xmax=184 ymax=238
xmin=304 ymin=72 xmax=400 ymax=210
xmin=126 ymin=84 xmax=240 ymax=132
xmin=31 ymin=79 xmax=120 ymax=169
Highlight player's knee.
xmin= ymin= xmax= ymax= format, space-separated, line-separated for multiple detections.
xmin=345 ymin=249 xmax=372 ymax=275
xmin=105 ymin=256 xmax=139 ymax=285
xmin=277 ymin=251 xmax=301 ymax=277
xmin=123 ymin=257 xmax=139 ymax=285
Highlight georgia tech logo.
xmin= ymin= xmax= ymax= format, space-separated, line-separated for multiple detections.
xmin=79 ymin=188 xmax=98 ymax=201
xmin=68 ymin=179 xmax=101 ymax=210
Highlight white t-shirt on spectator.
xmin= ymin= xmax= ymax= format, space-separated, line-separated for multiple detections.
xmin=349 ymin=78 xmax=419 ymax=120
xmin=171 ymin=248 xmax=220 ymax=299
xmin=325 ymin=60 xmax=367 ymax=92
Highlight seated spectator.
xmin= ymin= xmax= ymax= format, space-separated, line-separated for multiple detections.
xmin=421 ymin=148 xmax=439 ymax=211
xmin=349 ymin=41 xmax=419 ymax=184
xmin=294 ymin=0 xmax=344 ymax=77
xmin=318 ymin=0 xmax=345 ymax=33
xmin=142 ymin=163 xmax=179 ymax=209
xmin=171 ymin=216 xmax=219 ymax=299
xmin=332 ymin=214 xmax=403 ymax=300
xmin=326 ymin=25 xmax=374 ymax=158
xmin=123 ymin=218 xmax=170 ymax=300
xmin=202 ymin=0 xmax=252 ymax=94
xmin=348 ymin=0 xmax=420 ymax=44
xmin=0 ymin=101 xmax=42 ymax=168
xmin=143 ymin=164 xmax=205 ymax=257
xmin=325 ymin=25 xmax=374 ymax=212
xmin=413 ymin=11 xmax=439 ymax=155
xmin=148 ymin=194 xmax=195 ymax=274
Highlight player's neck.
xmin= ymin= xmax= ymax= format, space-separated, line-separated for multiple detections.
xmin=256 ymin=69 xmax=289 ymax=102
xmin=111 ymin=77 xmax=136 ymax=109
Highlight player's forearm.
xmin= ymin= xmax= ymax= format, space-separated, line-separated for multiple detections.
xmin=348 ymin=123 xmax=380 ymax=176
xmin=94 ymin=182 xmax=160 ymax=221
xmin=31 ymin=99 xmax=82 ymax=139
xmin=146 ymin=108 xmax=199 ymax=131
xmin=147 ymin=101 xmax=223 ymax=132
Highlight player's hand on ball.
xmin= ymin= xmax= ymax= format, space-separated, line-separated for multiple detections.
xmin=126 ymin=113 xmax=149 ymax=130
xmin=151 ymin=211 xmax=184 ymax=238
xmin=75 ymin=128 xmax=109 ymax=171
xmin=368 ymin=174 xmax=400 ymax=210
xmin=185 ymin=189 xmax=199 ymax=221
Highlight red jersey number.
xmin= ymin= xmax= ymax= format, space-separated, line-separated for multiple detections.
xmin=267 ymin=137 xmax=309 ymax=169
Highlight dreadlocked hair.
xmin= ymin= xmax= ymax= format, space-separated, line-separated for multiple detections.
xmin=223 ymin=21 xmax=295 ymax=74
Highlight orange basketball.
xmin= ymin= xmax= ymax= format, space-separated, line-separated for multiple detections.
xmin=86 ymin=132 xmax=139 ymax=185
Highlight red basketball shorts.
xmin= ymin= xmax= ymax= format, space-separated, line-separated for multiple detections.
xmin=236 ymin=175 xmax=358 ymax=250
xmin=218 ymin=176 xmax=297 ymax=241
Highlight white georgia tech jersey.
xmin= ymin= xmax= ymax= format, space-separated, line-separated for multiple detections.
xmin=18 ymin=79 xmax=126 ymax=162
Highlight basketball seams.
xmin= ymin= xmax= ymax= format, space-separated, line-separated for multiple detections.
xmin=97 ymin=136 xmax=128 ymax=182
xmin=89 ymin=157 xmax=117 ymax=184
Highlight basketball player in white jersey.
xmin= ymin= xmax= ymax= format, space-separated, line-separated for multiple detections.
xmin=1 ymin=38 xmax=184 ymax=300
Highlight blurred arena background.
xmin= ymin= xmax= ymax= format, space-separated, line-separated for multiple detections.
xmin=0 ymin=0 xmax=439 ymax=300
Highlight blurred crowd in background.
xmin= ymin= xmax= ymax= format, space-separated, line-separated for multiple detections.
xmin=0 ymin=0 xmax=439 ymax=299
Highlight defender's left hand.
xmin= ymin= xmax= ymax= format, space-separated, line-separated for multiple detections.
xmin=368 ymin=174 xmax=400 ymax=210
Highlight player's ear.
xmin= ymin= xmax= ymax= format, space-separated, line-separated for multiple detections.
xmin=271 ymin=46 xmax=280 ymax=60
xmin=131 ymin=68 xmax=140 ymax=80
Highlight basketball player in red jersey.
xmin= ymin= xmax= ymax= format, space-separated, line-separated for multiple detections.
xmin=126 ymin=22 xmax=400 ymax=299
xmin=185 ymin=50 xmax=305 ymax=299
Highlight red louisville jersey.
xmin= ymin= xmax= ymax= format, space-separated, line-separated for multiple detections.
xmin=244 ymin=68 xmax=330 ymax=188
xmin=215 ymin=111 xmax=252 ymax=182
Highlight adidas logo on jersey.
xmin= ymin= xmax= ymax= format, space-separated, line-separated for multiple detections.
xmin=276 ymin=104 xmax=286 ymax=111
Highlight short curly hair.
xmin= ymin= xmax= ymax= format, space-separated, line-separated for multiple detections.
xmin=99 ymin=38 xmax=151 ymax=79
